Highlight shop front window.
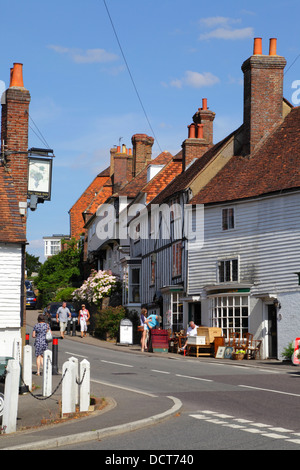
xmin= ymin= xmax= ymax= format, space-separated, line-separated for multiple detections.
xmin=211 ymin=295 xmax=248 ymax=339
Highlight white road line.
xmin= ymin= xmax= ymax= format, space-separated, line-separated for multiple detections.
xmin=176 ymin=374 xmax=213 ymax=382
xmin=101 ymin=360 xmax=134 ymax=368
xmin=91 ymin=378 xmax=158 ymax=397
xmin=189 ymin=411 xmax=300 ymax=445
xmin=239 ymin=384 xmax=300 ymax=397
xmin=65 ymin=352 xmax=87 ymax=358
xmin=151 ymin=369 xmax=171 ymax=374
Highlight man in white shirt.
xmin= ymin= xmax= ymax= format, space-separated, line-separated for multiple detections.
xmin=180 ymin=321 xmax=198 ymax=351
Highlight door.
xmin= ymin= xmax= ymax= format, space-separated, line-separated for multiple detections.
xmin=267 ymin=304 xmax=278 ymax=359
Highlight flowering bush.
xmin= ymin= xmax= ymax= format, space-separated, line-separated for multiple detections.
xmin=72 ymin=270 xmax=118 ymax=306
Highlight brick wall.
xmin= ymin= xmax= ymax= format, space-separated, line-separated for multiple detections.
xmin=1 ymin=86 xmax=31 ymax=204
xmin=242 ymin=42 xmax=286 ymax=155
xmin=132 ymin=134 xmax=154 ymax=176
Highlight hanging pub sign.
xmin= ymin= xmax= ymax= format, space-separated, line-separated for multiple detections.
xmin=27 ymin=149 xmax=53 ymax=201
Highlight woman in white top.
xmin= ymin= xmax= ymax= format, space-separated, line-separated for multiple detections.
xmin=78 ymin=304 xmax=90 ymax=338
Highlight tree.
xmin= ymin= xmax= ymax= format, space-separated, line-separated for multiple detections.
xmin=26 ymin=252 xmax=41 ymax=277
xmin=35 ymin=245 xmax=83 ymax=306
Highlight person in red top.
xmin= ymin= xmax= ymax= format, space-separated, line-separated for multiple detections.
xmin=78 ymin=304 xmax=90 ymax=338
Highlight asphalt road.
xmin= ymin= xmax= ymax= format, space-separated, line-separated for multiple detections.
xmin=25 ymin=310 xmax=300 ymax=451
xmin=52 ymin=335 xmax=300 ymax=450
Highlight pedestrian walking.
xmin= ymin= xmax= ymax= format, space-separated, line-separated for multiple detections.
xmin=56 ymin=301 xmax=71 ymax=339
xmin=140 ymin=308 xmax=148 ymax=352
xmin=32 ymin=314 xmax=50 ymax=375
xmin=78 ymin=304 xmax=90 ymax=338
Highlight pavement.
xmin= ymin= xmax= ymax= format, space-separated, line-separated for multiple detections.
xmin=0 ymin=310 xmax=298 ymax=450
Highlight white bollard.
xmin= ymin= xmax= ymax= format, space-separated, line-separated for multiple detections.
xmin=61 ymin=359 xmax=76 ymax=415
xmin=68 ymin=356 xmax=79 ymax=405
xmin=13 ymin=337 xmax=22 ymax=363
xmin=23 ymin=345 xmax=32 ymax=391
xmin=43 ymin=350 xmax=52 ymax=397
xmin=79 ymin=359 xmax=90 ymax=412
xmin=2 ymin=359 xmax=20 ymax=434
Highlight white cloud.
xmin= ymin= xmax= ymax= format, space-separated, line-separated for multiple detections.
xmin=170 ymin=71 xmax=220 ymax=89
xmin=48 ymin=45 xmax=118 ymax=63
xmin=200 ymin=27 xmax=254 ymax=40
xmin=199 ymin=16 xmax=241 ymax=28
xmin=199 ymin=16 xmax=253 ymax=41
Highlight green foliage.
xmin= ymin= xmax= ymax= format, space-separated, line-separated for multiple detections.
xmin=35 ymin=246 xmax=83 ymax=306
xmin=26 ymin=252 xmax=41 ymax=277
xmin=281 ymin=342 xmax=294 ymax=361
xmin=55 ymin=287 xmax=76 ymax=302
xmin=94 ymin=305 xmax=126 ymax=340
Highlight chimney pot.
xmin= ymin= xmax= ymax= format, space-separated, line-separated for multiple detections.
xmin=202 ymin=98 xmax=208 ymax=110
xmin=10 ymin=63 xmax=24 ymax=88
xmin=197 ymin=124 xmax=204 ymax=139
xmin=188 ymin=123 xmax=196 ymax=139
xmin=269 ymin=38 xmax=277 ymax=56
xmin=253 ymin=37 xmax=262 ymax=55
xmin=117 ymin=145 xmax=121 ymax=152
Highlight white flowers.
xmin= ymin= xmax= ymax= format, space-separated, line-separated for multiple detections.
xmin=72 ymin=270 xmax=117 ymax=305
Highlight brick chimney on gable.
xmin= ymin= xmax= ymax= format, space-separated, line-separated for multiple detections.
xmin=242 ymin=38 xmax=286 ymax=155
xmin=131 ymin=133 xmax=154 ymax=177
xmin=1 ymin=63 xmax=31 ymax=204
xmin=182 ymin=98 xmax=215 ymax=171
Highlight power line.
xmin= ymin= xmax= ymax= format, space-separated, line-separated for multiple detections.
xmin=28 ymin=114 xmax=51 ymax=148
xmin=102 ymin=0 xmax=162 ymax=153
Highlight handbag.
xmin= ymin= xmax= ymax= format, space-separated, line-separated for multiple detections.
xmin=137 ymin=325 xmax=144 ymax=332
xmin=46 ymin=329 xmax=53 ymax=342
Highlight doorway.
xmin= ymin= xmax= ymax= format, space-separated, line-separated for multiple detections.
xmin=267 ymin=304 xmax=278 ymax=359
xmin=188 ymin=303 xmax=202 ymax=326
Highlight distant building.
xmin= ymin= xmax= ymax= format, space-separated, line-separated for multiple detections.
xmin=43 ymin=234 xmax=70 ymax=259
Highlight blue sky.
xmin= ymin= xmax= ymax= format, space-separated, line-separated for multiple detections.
xmin=1 ymin=0 xmax=300 ymax=262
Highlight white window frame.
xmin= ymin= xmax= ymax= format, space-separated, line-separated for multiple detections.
xmin=222 ymin=207 xmax=235 ymax=231
xmin=218 ymin=258 xmax=239 ymax=283
xmin=211 ymin=294 xmax=249 ymax=339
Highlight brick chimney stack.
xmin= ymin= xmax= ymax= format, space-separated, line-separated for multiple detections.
xmin=1 ymin=63 xmax=31 ymax=204
xmin=131 ymin=134 xmax=154 ymax=177
xmin=242 ymin=38 xmax=286 ymax=155
xmin=112 ymin=144 xmax=133 ymax=192
xmin=182 ymin=98 xmax=214 ymax=171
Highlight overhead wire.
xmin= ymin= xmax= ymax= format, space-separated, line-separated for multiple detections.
xmin=102 ymin=0 xmax=162 ymax=153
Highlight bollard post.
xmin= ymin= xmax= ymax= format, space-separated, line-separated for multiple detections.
xmin=23 ymin=345 xmax=32 ymax=392
xmin=25 ymin=333 xmax=30 ymax=345
xmin=2 ymin=359 xmax=20 ymax=434
xmin=68 ymin=356 xmax=79 ymax=405
xmin=72 ymin=319 xmax=76 ymax=336
xmin=79 ymin=359 xmax=90 ymax=412
xmin=52 ymin=338 xmax=59 ymax=375
xmin=61 ymin=359 xmax=76 ymax=415
xmin=43 ymin=350 xmax=52 ymax=397
xmin=67 ymin=319 xmax=71 ymax=335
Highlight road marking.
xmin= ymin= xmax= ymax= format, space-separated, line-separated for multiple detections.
xmin=189 ymin=411 xmax=300 ymax=446
xmin=239 ymin=384 xmax=300 ymax=397
xmin=176 ymin=374 xmax=213 ymax=382
xmin=151 ymin=369 xmax=171 ymax=374
xmin=101 ymin=360 xmax=133 ymax=368
xmin=65 ymin=352 xmax=87 ymax=358
xmin=91 ymin=378 xmax=158 ymax=397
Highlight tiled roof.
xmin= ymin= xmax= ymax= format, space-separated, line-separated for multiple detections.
xmin=142 ymin=157 xmax=183 ymax=204
xmin=118 ymin=151 xmax=174 ymax=199
xmin=0 ymin=169 xmax=26 ymax=243
xmin=190 ymin=106 xmax=300 ymax=205
xmin=150 ymin=130 xmax=237 ymax=205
